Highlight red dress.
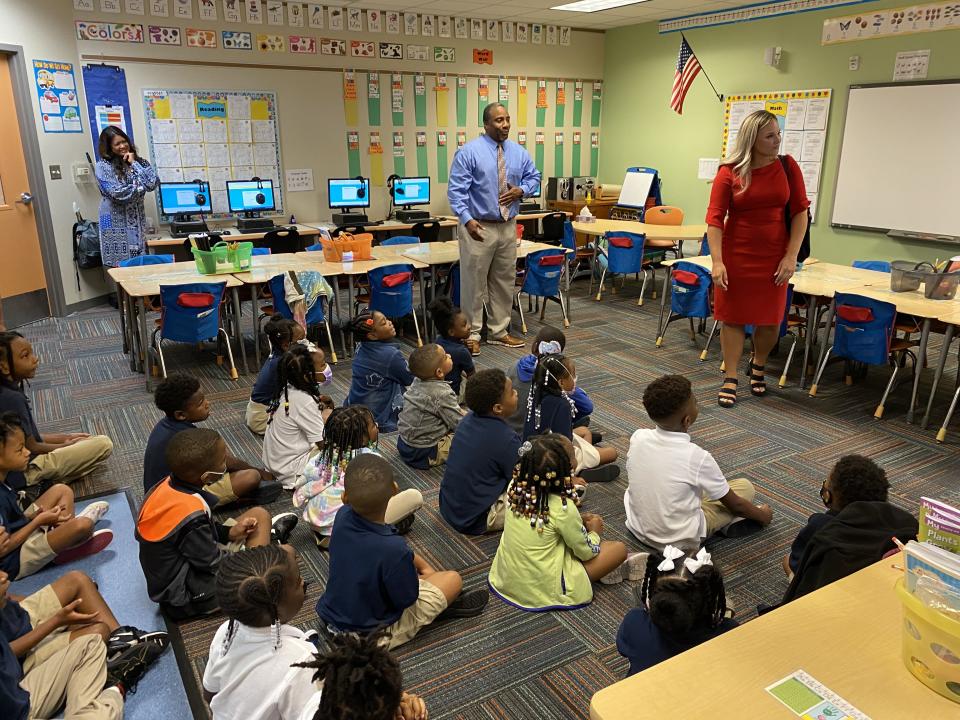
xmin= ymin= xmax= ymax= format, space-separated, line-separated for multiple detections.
xmin=705 ymin=156 xmax=810 ymax=326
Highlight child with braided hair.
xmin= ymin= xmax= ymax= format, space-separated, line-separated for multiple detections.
xmin=246 ymin=315 xmax=307 ymax=435
xmin=346 ymin=311 xmax=414 ymax=433
xmin=293 ymin=405 xmax=423 ymax=548
xmin=523 ymin=353 xmax=619 ymax=483
xmin=489 ymin=434 xmax=640 ymax=612
xmin=262 ymin=345 xmax=335 ymax=490
xmin=203 ymin=544 xmax=319 ymax=720
xmin=294 ymin=631 xmax=427 ymax=720
xmin=616 ymin=546 xmax=737 ymax=676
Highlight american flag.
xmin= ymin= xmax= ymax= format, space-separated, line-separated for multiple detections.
xmin=670 ymin=36 xmax=702 ymax=115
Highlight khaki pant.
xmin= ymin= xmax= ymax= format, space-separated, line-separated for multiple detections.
xmin=25 ymin=436 xmax=113 ymax=486
xmin=572 ymin=433 xmax=600 ymax=472
xmin=20 ymin=585 xmax=69 ymax=674
xmin=21 ymin=634 xmax=123 ymax=720
xmin=485 ymin=492 xmax=509 ymax=532
xmin=384 ymin=489 xmax=424 ymax=526
xmin=458 ymin=220 xmax=518 ymax=340
xmin=245 ymin=401 xmax=269 ymax=435
xmin=428 ymin=433 xmax=455 ymax=468
xmin=16 ymin=528 xmax=56 ymax=580
xmin=701 ymin=477 xmax=756 ymax=538
xmin=382 ymin=579 xmax=448 ymax=650
xmin=205 ymin=471 xmax=239 ymax=506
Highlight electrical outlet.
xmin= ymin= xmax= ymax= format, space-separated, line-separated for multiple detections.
xmin=49 ymin=165 xmax=62 ymax=180
xmin=849 ymin=55 xmax=860 ymax=71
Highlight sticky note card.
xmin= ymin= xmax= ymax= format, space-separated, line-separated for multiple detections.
xmin=766 ymin=671 xmax=870 ymax=720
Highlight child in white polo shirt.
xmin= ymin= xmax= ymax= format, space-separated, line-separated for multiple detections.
xmin=624 ymin=375 xmax=772 ymax=552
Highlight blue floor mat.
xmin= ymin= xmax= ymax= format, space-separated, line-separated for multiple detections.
xmin=10 ymin=491 xmax=192 ymax=720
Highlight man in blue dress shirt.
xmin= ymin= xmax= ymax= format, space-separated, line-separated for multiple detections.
xmin=448 ymin=103 xmax=541 ymax=350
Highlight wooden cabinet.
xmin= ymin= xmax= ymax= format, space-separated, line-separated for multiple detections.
xmin=547 ymin=198 xmax=618 ymax=248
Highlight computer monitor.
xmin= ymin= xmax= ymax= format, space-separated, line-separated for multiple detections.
xmin=328 ymin=177 xmax=371 ymax=210
xmin=157 ymin=181 xmax=212 ymax=218
xmin=529 ymin=183 xmax=542 ymax=199
xmin=226 ymin=179 xmax=276 ymax=216
xmin=393 ymin=176 xmax=430 ymax=207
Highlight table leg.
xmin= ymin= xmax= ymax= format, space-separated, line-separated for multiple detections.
xmin=811 ymin=298 xmax=836 ymax=389
xmin=906 ymin=318 xmax=931 ymax=424
xmin=921 ymin=323 xmax=954 ymax=429
xmin=348 ymin=275 xmax=356 ymax=356
xmin=124 ymin=292 xmax=137 ymax=372
xmin=564 ymin=252 xmax=573 ymax=322
xmin=588 ymin=239 xmax=599 ymax=297
xmin=117 ymin=286 xmax=129 ymax=356
xmin=655 ymin=271 xmax=671 ymax=343
xmin=330 ymin=277 xmax=346 ymax=358
xmin=138 ymin=297 xmax=151 ymax=392
xmin=798 ymin=296 xmax=817 ymax=390
xmin=231 ymin=286 xmax=248 ymax=375
xmin=250 ymin=283 xmax=261 ymax=368
xmin=418 ymin=268 xmax=429 ymax=339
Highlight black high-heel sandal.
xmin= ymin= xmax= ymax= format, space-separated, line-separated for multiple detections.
xmin=718 ymin=378 xmax=738 ymax=408
xmin=749 ymin=362 xmax=767 ymax=397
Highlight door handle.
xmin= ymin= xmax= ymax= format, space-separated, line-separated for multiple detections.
xmin=16 ymin=192 xmax=33 ymax=206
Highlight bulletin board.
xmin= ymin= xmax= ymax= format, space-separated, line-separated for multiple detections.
xmin=141 ymin=88 xmax=283 ymax=218
xmin=721 ymin=88 xmax=831 ymax=221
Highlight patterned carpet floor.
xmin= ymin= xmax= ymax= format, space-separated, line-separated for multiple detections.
xmin=17 ymin=274 xmax=960 ymax=719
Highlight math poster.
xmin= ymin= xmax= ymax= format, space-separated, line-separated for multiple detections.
xmin=33 ymin=60 xmax=82 ymax=133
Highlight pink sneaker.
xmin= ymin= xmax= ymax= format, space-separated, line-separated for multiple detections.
xmin=54 ymin=529 xmax=113 ymax=565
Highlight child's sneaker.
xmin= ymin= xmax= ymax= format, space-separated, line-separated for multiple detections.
xmin=53 ymin=529 xmax=113 ymax=565
xmin=437 ymin=589 xmax=488 ymax=620
xmin=105 ymin=639 xmax=166 ymax=695
xmin=76 ymin=501 xmax=110 ymax=524
xmin=580 ymin=465 xmax=620 ymax=483
xmin=270 ymin=512 xmax=299 ymax=544
xmin=600 ymin=552 xmax=649 ymax=585
xmin=106 ymin=626 xmax=170 ymax=660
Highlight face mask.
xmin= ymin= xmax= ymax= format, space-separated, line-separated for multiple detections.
xmin=319 ymin=364 xmax=333 ymax=385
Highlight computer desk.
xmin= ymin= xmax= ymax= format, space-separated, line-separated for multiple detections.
xmin=145 ymin=223 xmax=322 ymax=255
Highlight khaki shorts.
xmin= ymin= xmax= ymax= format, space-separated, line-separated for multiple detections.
xmin=20 ymin=584 xmax=70 ymax=674
xmin=16 ymin=528 xmax=56 ymax=580
xmin=205 ymin=472 xmax=238 ymax=506
xmin=245 ymin=401 xmax=269 ymax=435
xmin=486 ymin=492 xmax=509 ymax=532
xmin=382 ymin=580 xmax=448 ymax=650
xmin=429 ymin=433 xmax=455 ymax=468
xmin=572 ymin=432 xmax=600 ymax=471
xmin=219 ymin=518 xmax=246 ymax=553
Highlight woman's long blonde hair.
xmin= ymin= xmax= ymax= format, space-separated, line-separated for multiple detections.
xmin=722 ymin=110 xmax=778 ymax=194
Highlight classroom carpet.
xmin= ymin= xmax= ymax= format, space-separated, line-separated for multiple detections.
xmin=10 ymin=492 xmax=191 ymax=720
xmin=18 ymin=274 xmax=960 ymax=719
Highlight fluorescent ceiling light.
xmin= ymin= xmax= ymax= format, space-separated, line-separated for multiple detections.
xmin=551 ymin=0 xmax=649 ymax=11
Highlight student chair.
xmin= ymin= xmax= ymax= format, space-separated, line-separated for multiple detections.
xmin=119 ymin=254 xmax=175 ymax=267
xmin=251 ymin=247 xmax=271 ymax=256
xmin=257 ymin=227 xmax=300 ymax=254
xmin=809 ymin=292 xmax=918 ymax=418
xmin=534 ymin=212 xmax=567 ymax=245
xmin=561 ymin=219 xmax=595 ymax=282
xmin=410 ymin=220 xmax=441 ymax=244
xmin=260 ymin=272 xmax=339 ymax=363
xmin=516 ymin=248 xmax=569 ymax=333
xmin=381 ymin=235 xmax=419 ymax=246
xmin=365 ymin=264 xmax=422 ymax=346
xmin=655 ymin=261 xmax=717 ymax=358
xmin=151 ymin=281 xmax=237 ymax=380
xmin=595 ymin=231 xmax=659 ymax=305
xmin=334 ymin=225 xmax=368 ymax=237
xmin=305 ymin=243 xmax=323 ymax=253
xmin=644 ymin=206 xmax=685 ymax=225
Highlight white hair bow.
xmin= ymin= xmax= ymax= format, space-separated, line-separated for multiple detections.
xmin=657 ymin=545 xmax=685 ymax=572
xmin=538 ymin=340 xmax=562 ymax=355
xmin=683 ymin=547 xmax=713 ymax=575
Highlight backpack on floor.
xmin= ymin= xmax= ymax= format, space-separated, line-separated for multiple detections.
xmin=73 ymin=213 xmax=102 ymax=290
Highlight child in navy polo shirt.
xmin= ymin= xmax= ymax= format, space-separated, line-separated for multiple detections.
xmin=439 ymin=369 xmax=522 ymax=535
xmin=246 ymin=315 xmax=304 ymax=435
xmin=143 ymin=373 xmax=279 ymax=507
xmin=316 ymin=454 xmax=487 ymax=650
xmin=428 ymin=296 xmax=476 ymax=395
xmin=346 ymin=311 xmax=414 ymax=433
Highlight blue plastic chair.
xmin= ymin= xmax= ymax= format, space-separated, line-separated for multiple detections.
xmin=595 ymin=231 xmax=657 ymax=305
xmin=516 ymin=248 xmax=569 ymax=333
xmin=809 ymin=292 xmax=917 ymax=418
xmin=562 ymin=219 xmax=594 ymax=281
xmin=263 ymin=272 xmax=338 ymax=363
xmin=252 ymin=247 xmax=271 ymax=256
xmin=305 ymin=243 xmax=323 ymax=253
xmin=655 ymin=261 xmax=719 ymax=360
xmin=381 ymin=235 xmax=420 ymax=246
xmin=852 ymin=260 xmax=891 ymax=273
xmin=151 ymin=281 xmax=236 ymax=380
xmin=119 ymin=254 xmax=174 ymax=266
xmin=367 ymin=263 xmax=422 ymax=346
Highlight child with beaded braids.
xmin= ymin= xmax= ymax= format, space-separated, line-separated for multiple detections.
xmin=346 ymin=310 xmax=414 ymax=433
xmin=262 ymin=344 xmax=335 ymax=489
xmin=523 ymin=353 xmax=619 ymax=483
xmin=616 ymin=546 xmax=737 ymax=676
xmin=489 ymin=434 xmax=639 ymax=611
xmin=295 ymin=631 xmax=428 ymax=720
xmin=203 ymin=545 xmax=319 ymax=720
xmin=293 ymin=405 xmax=423 ymax=548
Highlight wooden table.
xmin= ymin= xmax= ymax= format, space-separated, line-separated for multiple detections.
xmin=927 ymin=303 xmax=960 ymax=440
xmin=146 ymin=223 xmax=322 ymax=255
xmin=107 ymin=262 xmax=246 ymax=390
xmin=572 ymin=218 xmax=708 ymax=250
xmin=590 ymin=555 xmax=957 ymax=719
xmin=306 ymin=217 xmax=458 ymax=240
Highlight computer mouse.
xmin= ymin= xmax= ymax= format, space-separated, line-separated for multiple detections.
xmin=220 ymin=230 xmax=232 ymax=235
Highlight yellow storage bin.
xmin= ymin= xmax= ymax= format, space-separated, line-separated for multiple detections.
xmin=896 ymin=578 xmax=960 ymax=703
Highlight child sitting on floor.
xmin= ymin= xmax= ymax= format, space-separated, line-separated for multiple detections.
xmin=203 ymin=545 xmax=318 ymax=720
xmin=316 ymin=454 xmax=487 ymax=650
xmin=137 ymin=428 xmax=298 ymax=620
xmin=428 ymin=296 xmax=476 ymax=395
xmin=507 ymin=326 xmax=594 ymax=437
xmin=0 ymin=331 xmax=112 ymax=490
xmin=294 ymin=405 xmax=422 ymax=548
xmin=0 ymin=413 xmax=112 ymax=579
xmin=397 ymin=343 xmax=465 ymax=469
xmin=0 ymin=562 xmax=166 ymax=720
xmin=295 ymin=631 xmax=428 ymax=720
xmin=144 ymin=373 xmax=280 ymax=506
xmin=346 ymin=311 xmax=414 ymax=433
xmin=616 ymin=546 xmax=737 ymax=676
xmin=489 ymin=434 xmax=640 ymax=612
xmin=439 ymin=369 xmax=522 ymax=535
xmin=625 ymin=374 xmax=772 ymax=553
xmin=263 ymin=345 xmax=335 ymax=490
xmin=523 ymin=354 xmax=619 ymax=483
xmin=246 ymin=315 xmax=307 ymax=435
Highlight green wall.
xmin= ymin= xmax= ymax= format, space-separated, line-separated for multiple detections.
xmin=601 ymin=1 xmax=960 ymax=264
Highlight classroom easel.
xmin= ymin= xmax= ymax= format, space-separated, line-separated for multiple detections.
xmin=610 ymin=167 xmax=663 ymax=222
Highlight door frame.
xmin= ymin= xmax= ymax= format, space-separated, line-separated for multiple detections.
xmin=0 ymin=43 xmax=67 ymax=318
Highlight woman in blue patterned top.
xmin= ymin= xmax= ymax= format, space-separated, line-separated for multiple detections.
xmin=95 ymin=126 xmax=158 ymax=267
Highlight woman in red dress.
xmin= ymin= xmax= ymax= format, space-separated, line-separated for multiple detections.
xmin=706 ymin=110 xmax=810 ymax=408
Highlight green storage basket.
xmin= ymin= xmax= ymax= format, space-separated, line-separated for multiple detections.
xmin=191 ymin=241 xmax=253 ymax=274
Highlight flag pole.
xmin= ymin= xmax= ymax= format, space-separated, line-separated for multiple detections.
xmin=682 ymin=33 xmax=723 ymax=103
